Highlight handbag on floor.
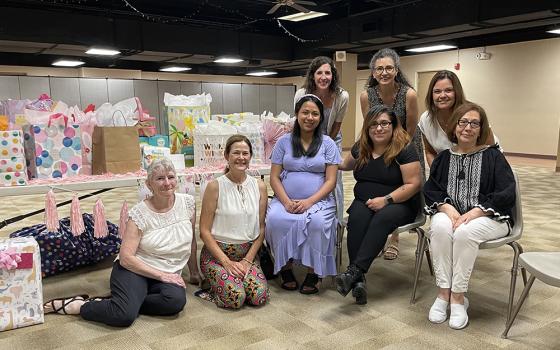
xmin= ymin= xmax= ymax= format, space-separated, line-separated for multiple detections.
xmin=10 ymin=213 xmax=121 ymax=277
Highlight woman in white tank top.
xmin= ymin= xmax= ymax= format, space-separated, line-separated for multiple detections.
xmin=199 ymin=135 xmax=269 ymax=309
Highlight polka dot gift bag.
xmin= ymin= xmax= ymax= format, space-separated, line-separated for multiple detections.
xmin=0 ymin=130 xmax=28 ymax=186
xmin=22 ymin=113 xmax=82 ymax=179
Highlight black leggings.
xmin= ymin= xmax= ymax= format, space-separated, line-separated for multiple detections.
xmin=346 ymin=200 xmax=416 ymax=272
xmin=80 ymin=261 xmax=186 ymax=327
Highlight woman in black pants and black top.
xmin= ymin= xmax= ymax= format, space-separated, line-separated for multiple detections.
xmin=336 ymin=105 xmax=421 ymax=305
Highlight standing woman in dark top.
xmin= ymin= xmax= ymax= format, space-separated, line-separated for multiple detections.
xmin=359 ymin=48 xmax=424 ymax=260
xmin=336 ymin=105 xmax=421 ymax=305
xmin=424 ymin=102 xmax=515 ymax=330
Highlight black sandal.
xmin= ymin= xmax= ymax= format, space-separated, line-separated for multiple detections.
xmin=280 ymin=269 xmax=298 ymax=291
xmin=43 ymin=294 xmax=89 ymax=314
xmin=299 ymin=273 xmax=320 ymax=295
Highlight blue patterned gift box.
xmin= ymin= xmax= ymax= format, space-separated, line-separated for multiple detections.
xmin=10 ymin=214 xmax=121 ymax=277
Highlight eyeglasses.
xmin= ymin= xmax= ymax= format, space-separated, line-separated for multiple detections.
xmin=370 ymin=121 xmax=392 ymax=129
xmin=457 ymin=119 xmax=481 ymax=129
xmin=374 ymin=65 xmax=395 ymax=74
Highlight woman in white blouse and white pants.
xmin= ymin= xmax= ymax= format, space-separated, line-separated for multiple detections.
xmin=199 ymin=135 xmax=269 ymax=309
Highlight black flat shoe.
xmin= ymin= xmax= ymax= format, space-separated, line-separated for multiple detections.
xmin=299 ymin=273 xmax=320 ymax=295
xmin=280 ymin=269 xmax=298 ymax=291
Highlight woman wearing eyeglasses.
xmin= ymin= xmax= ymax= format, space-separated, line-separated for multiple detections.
xmin=424 ymin=102 xmax=515 ymax=329
xmin=336 ymin=105 xmax=421 ymax=305
xmin=418 ymin=70 xmax=498 ymax=167
xmin=359 ymin=48 xmax=424 ymax=260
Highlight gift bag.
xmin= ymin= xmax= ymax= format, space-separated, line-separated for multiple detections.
xmin=236 ymin=122 xmax=265 ymax=165
xmin=22 ymin=114 xmax=82 ymax=179
xmin=193 ymin=121 xmax=236 ymax=168
xmin=92 ymin=122 xmax=141 ymax=175
xmin=9 ymin=214 xmax=121 ymax=278
xmin=0 ymin=237 xmax=44 ymax=332
xmin=262 ymin=114 xmax=295 ymax=163
xmin=0 ymin=130 xmax=28 ymax=185
xmin=165 ymin=93 xmax=212 ymax=167
xmin=67 ymin=104 xmax=97 ymax=175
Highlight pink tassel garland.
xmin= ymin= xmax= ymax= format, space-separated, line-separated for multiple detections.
xmin=119 ymin=201 xmax=128 ymax=238
xmin=70 ymin=194 xmax=85 ymax=236
xmin=44 ymin=190 xmax=59 ymax=232
xmin=93 ymin=199 xmax=109 ymax=238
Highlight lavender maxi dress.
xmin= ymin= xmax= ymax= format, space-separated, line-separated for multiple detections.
xmin=265 ymin=134 xmax=341 ymax=277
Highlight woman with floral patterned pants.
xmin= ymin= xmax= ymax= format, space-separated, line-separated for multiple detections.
xmin=199 ymin=135 xmax=269 ymax=308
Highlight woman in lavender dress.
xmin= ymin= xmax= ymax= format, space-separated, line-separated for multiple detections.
xmin=265 ymin=94 xmax=341 ymax=294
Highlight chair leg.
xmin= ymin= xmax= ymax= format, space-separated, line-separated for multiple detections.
xmin=506 ymin=241 xmax=522 ymax=324
xmin=336 ymin=224 xmax=345 ymax=272
xmin=517 ymin=243 xmax=528 ymax=285
xmin=410 ymin=228 xmax=425 ymax=304
xmin=501 ymin=275 xmax=536 ymax=338
xmin=424 ymin=237 xmax=434 ymax=276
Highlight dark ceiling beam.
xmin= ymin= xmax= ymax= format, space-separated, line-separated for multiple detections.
xmin=0 ymin=6 xmax=295 ymax=61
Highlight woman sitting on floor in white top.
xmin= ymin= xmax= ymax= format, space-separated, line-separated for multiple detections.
xmin=199 ymin=134 xmax=269 ymax=309
xmin=43 ymin=158 xmax=200 ymax=327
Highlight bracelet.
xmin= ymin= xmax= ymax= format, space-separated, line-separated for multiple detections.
xmin=242 ymin=258 xmax=254 ymax=264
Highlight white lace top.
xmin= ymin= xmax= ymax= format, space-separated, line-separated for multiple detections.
xmin=127 ymin=193 xmax=195 ymax=273
xmin=211 ymin=175 xmax=261 ymax=244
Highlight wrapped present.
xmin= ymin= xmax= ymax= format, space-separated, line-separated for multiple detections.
xmin=142 ymin=145 xmax=171 ymax=169
xmin=10 ymin=214 xmax=121 ymax=278
xmin=22 ymin=114 xmax=82 ymax=179
xmin=147 ymin=135 xmax=170 ymax=148
xmin=0 ymin=237 xmax=44 ymax=332
xmin=0 ymin=171 xmax=27 ymax=186
xmin=0 ymin=130 xmax=25 ymax=159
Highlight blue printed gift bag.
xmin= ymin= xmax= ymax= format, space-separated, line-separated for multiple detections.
xmin=10 ymin=213 xmax=121 ymax=277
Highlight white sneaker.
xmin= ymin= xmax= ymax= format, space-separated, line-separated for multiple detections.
xmin=428 ymin=297 xmax=449 ymax=324
xmin=449 ymin=297 xmax=469 ymax=330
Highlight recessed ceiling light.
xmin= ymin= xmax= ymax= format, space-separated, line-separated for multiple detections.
xmin=405 ymin=44 xmax=457 ymax=53
xmin=278 ymin=11 xmax=328 ymax=22
xmin=546 ymin=29 xmax=560 ymax=35
xmin=159 ymin=66 xmax=192 ymax=72
xmin=246 ymin=71 xmax=278 ymax=77
xmin=214 ymin=57 xmax=244 ymax=64
xmin=85 ymin=48 xmax=121 ymax=56
xmin=52 ymin=60 xmax=85 ymax=67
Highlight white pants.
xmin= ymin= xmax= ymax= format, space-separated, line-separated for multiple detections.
xmin=427 ymin=212 xmax=510 ymax=293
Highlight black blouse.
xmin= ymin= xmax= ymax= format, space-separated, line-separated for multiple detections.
xmin=423 ymin=145 xmax=515 ymax=225
xmin=351 ymin=142 xmax=418 ymax=203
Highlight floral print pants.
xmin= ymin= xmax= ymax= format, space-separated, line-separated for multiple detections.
xmin=200 ymin=242 xmax=269 ymax=309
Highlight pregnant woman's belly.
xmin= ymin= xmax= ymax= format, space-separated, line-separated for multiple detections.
xmin=282 ymin=171 xmax=325 ymax=199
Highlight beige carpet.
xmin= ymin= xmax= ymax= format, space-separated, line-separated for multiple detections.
xmin=1 ymin=160 xmax=559 ymax=349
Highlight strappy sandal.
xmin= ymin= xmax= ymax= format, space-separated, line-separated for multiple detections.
xmin=43 ymin=294 xmax=89 ymax=315
xmin=384 ymin=244 xmax=399 ymax=260
xmin=299 ymin=273 xmax=320 ymax=295
xmin=280 ymin=269 xmax=298 ymax=291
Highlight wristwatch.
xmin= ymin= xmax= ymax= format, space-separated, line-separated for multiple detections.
xmin=384 ymin=194 xmax=394 ymax=205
